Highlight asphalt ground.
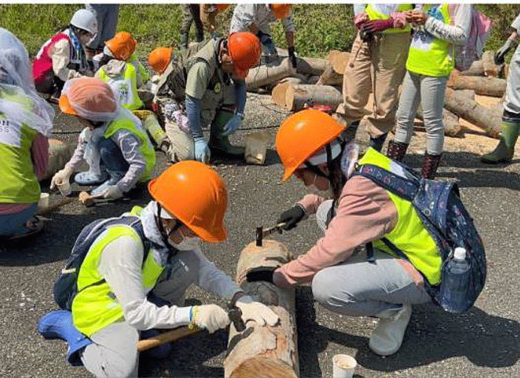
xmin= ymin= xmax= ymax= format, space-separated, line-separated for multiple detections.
xmin=1 ymin=94 xmax=519 ymax=378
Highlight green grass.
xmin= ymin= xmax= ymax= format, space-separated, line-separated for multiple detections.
xmin=1 ymin=4 xmax=519 ymax=62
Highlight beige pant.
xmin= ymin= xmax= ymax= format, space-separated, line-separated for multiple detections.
xmin=336 ymin=32 xmax=411 ymax=138
xmin=165 ymin=120 xmax=194 ymax=162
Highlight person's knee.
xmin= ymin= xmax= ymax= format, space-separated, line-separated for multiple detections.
xmin=312 ymin=270 xmax=347 ymax=305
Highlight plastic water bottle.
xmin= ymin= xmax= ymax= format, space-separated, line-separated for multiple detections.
xmin=440 ymin=247 xmax=471 ymax=313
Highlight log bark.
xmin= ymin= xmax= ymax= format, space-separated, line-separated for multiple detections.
xmin=444 ymin=87 xmax=502 ymax=138
xmin=246 ymin=58 xmax=296 ymax=90
xmin=330 ymin=51 xmax=350 ymax=75
xmin=224 ymin=240 xmax=298 ymax=378
xmin=271 ymin=77 xmax=306 ymax=108
xmin=285 ymin=84 xmax=342 ymax=112
xmin=482 ymin=51 xmax=499 ymax=78
xmin=316 ymin=64 xmax=343 ymax=86
xmin=416 ymin=107 xmax=464 ymax=138
xmin=295 ymin=57 xmax=328 ymax=76
xmin=41 ymin=139 xmax=74 ymax=181
xmin=459 ymin=60 xmax=485 ymax=76
xmin=447 ymin=72 xmax=506 ymax=97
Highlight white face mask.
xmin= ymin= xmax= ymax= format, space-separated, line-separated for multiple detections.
xmin=168 ymin=235 xmax=200 ymax=251
xmin=308 ymin=172 xmax=334 ymax=198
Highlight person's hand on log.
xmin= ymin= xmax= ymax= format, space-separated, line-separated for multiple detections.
xmin=362 ymin=18 xmax=395 ymax=33
xmin=190 ymin=304 xmax=230 ymax=333
xmin=495 ymin=38 xmax=517 ymax=65
xmin=354 ymin=12 xmax=368 ymax=29
xmin=288 ymin=46 xmax=297 ymax=69
xmin=235 ymin=296 xmax=279 ymax=327
xmin=277 ymin=205 xmax=306 ymax=231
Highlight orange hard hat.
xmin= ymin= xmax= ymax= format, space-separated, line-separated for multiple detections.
xmin=270 ymin=4 xmax=292 ymax=19
xmin=148 ymin=161 xmax=228 ymax=242
xmin=148 ymin=47 xmax=173 ymax=74
xmin=275 ymin=109 xmax=346 ymax=181
xmin=105 ymin=31 xmax=137 ymax=61
xmin=227 ymin=32 xmax=261 ymax=79
xmin=215 ymin=4 xmax=229 ymax=12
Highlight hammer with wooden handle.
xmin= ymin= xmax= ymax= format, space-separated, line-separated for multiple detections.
xmin=255 ymin=222 xmax=286 ymax=246
xmin=79 ymin=191 xmax=112 ymax=207
xmin=37 ymin=197 xmax=75 ymax=216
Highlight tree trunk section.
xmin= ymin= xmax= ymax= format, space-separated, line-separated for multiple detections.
xmin=246 ymin=59 xmax=296 ymax=90
xmin=482 ymin=51 xmax=499 ymax=78
xmin=330 ymin=51 xmax=350 ymax=75
xmin=415 ymin=107 xmax=464 ymax=138
xmin=224 ymin=240 xmax=298 ymax=378
xmin=459 ymin=60 xmax=485 ymax=76
xmin=447 ymin=72 xmax=506 ymax=97
xmin=271 ymin=78 xmax=306 ymax=108
xmin=41 ymin=139 xmax=74 ymax=181
xmin=444 ymin=88 xmax=502 ymax=138
xmin=285 ymin=84 xmax=342 ymax=112
xmin=316 ymin=64 xmax=343 ymax=86
xmin=295 ymin=57 xmax=328 ymax=76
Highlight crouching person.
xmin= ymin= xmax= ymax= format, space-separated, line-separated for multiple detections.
xmin=149 ymin=32 xmax=261 ymax=163
xmin=38 ymin=161 xmax=279 ymax=377
xmin=50 ymin=77 xmax=155 ymax=201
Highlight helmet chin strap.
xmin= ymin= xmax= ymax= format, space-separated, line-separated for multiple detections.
xmin=304 ymin=143 xmax=334 ymax=181
xmin=155 ymin=205 xmax=182 ymax=253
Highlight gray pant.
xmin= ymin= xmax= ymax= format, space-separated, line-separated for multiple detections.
xmin=80 ymin=250 xmax=200 ymax=377
xmin=85 ymin=4 xmax=120 ymax=51
xmin=312 ymin=200 xmax=431 ymax=317
xmin=393 ymin=71 xmax=448 ymax=155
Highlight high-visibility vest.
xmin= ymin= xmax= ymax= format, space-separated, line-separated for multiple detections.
xmin=98 ymin=62 xmax=143 ymax=110
xmin=406 ymin=4 xmax=453 ymax=77
xmin=365 ymin=4 xmax=413 ymax=34
xmin=103 ymin=113 xmax=156 ymax=181
xmin=71 ymin=207 xmax=164 ymax=336
xmin=0 ymin=89 xmax=41 ymax=204
xmin=128 ymin=53 xmax=150 ymax=85
xmin=357 ymin=148 xmax=442 ymax=285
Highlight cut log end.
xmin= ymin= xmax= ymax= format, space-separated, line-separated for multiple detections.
xmin=230 ymin=357 xmax=298 ymax=378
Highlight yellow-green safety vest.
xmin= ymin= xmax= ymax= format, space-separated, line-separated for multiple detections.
xmin=365 ymin=4 xmax=413 ymax=34
xmin=358 ymin=148 xmax=442 ymax=285
xmin=406 ymin=4 xmax=453 ymax=77
xmin=0 ymin=89 xmax=41 ymax=204
xmin=72 ymin=207 xmax=165 ymax=337
xmin=104 ymin=113 xmax=156 ymax=181
xmin=128 ymin=53 xmax=150 ymax=85
xmin=98 ymin=62 xmax=143 ymax=110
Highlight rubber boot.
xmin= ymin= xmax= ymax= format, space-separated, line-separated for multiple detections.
xmin=208 ymin=111 xmax=245 ymax=158
xmin=369 ymin=304 xmax=412 ymax=356
xmin=421 ymin=153 xmax=442 ymax=180
xmin=386 ymin=140 xmax=409 ymax=162
xmin=369 ymin=133 xmax=388 ymax=152
xmin=75 ymin=169 xmax=108 ymax=186
xmin=480 ymin=121 xmax=520 ymax=164
xmin=38 ymin=310 xmax=93 ymax=366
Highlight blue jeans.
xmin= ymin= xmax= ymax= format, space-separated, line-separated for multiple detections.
xmin=99 ymin=138 xmax=129 ymax=174
xmin=0 ymin=203 xmax=38 ymax=237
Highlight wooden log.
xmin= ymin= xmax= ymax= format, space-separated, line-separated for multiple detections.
xmin=41 ymin=139 xmax=74 ymax=181
xmin=246 ymin=58 xmax=296 ymax=90
xmin=307 ymin=75 xmax=321 ymax=85
xmin=459 ymin=60 xmax=485 ymax=76
xmin=285 ymin=84 xmax=342 ymax=112
xmin=447 ymin=72 xmax=506 ymax=97
xmin=330 ymin=51 xmax=350 ymax=75
xmin=316 ymin=64 xmax=343 ymax=86
xmin=295 ymin=57 xmax=328 ymax=76
xmin=444 ymin=87 xmax=502 ymax=138
xmin=482 ymin=51 xmax=499 ymax=78
xmin=416 ymin=107 xmax=464 ymax=138
xmin=271 ymin=77 xmax=306 ymax=108
xmin=224 ymin=240 xmax=298 ymax=378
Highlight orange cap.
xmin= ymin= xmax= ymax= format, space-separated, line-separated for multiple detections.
xmin=275 ymin=109 xmax=346 ymax=181
xmin=148 ymin=47 xmax=173 ymax=74
xmin=148 ymin=161 xmax=228 ymax=242
xmin=270 ymin=4 xmax=292 ymax=19
xmin=215 ymin=4 xmax=229 ymax=12
xmin=227 ymin=32 xmax=261 ymax=79
xmin=59 ymin=77 xmax=117 ymax=120
xmin=105 ymin=31 xmax=137 ymax=61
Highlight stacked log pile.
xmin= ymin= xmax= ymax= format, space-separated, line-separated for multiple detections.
xmin=246 ymin=49 xmax=507 ymax=139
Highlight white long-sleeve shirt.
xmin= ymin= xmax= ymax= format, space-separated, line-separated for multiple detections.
xmin=230 ymin=4 xmax=294 ymax=35
xmin=422 ymin=4 xmax=472 ymax=46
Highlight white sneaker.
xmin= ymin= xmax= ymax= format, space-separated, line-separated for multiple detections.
xmin=369 ymin=304 xmax=412 ymax=356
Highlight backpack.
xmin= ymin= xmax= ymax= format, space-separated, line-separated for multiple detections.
xmin=53 ymin=215 xmax=150 ymax=310
xmin=454 ymin=8 xmax=491 ymax=72
xmin=354 ymin=162 xmax=486 ymax=313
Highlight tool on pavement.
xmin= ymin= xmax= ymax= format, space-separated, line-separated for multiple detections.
xmin=256 ymin=222 xmax=286 ymax=246
xmin=38 ymin=197 xmax=75 ymax=216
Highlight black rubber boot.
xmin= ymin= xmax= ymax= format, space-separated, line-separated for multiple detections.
xmin=369 ymin=133 xmax=388 ymax=152
xmin=421 ymin=153 xmax=442 ymax=179
xmin=386 ymin=140 xmax=409 ymax=162
xmin=208 ymin=110 xmax=245 ymax=157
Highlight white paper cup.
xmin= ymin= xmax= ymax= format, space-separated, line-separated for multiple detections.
xmin=57 ymin=181 xmax=72 ymax=196
xmin=332 ymin=354 xmax=357 ymax=378
xmin=245 ymin=132 xmax=270 ymax=165
xmin=38 ymin=192 xmax=49 ymax=210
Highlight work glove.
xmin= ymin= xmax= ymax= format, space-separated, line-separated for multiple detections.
xmin=277 ymin=205 xmax=306 ymax=231
xmin=359 ymin=29 xmax=374 ymax=43
xmin=103 ymin=185 xmax=124 ymax=200
xmin=288 ymin=46 xmax=298 ymax=69
xmin=258 ymin=31 xmax=277 ymax=56
xmin=362 ymin=18 xmax=395 ymax=33
xmin=235 ymin=296 xmax=279 ymax=327
xmin=194 ymin=137 xmax=211 ymax=164
xmin=222 ymin=113 xmax=243 ymax=136
xmin=50 ymin=167 xmax=74 ymax=190
xmin=190 ymin=304 xmax=230 ymax=333
xmin=354 ymin=12 xmax=368 ymax=29
xmin=246 ymin=268 xmax=275 ymax=283
xmin=495 ymin=39 xmax=516 ymax=65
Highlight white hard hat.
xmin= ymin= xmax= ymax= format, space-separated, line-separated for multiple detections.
xmin=70 ymin=9 xmax=98 ymax=35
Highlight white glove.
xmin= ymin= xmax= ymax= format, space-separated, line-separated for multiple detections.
xmin=191 ymin=304 xmax=230 ymax=333
xmin=236 ymin=295 xmax=279 ymax=327
xmin=50 ymin=166 xmax=73 ymax=190
xmin=103 ymin=185 xmax=124 ymax=200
